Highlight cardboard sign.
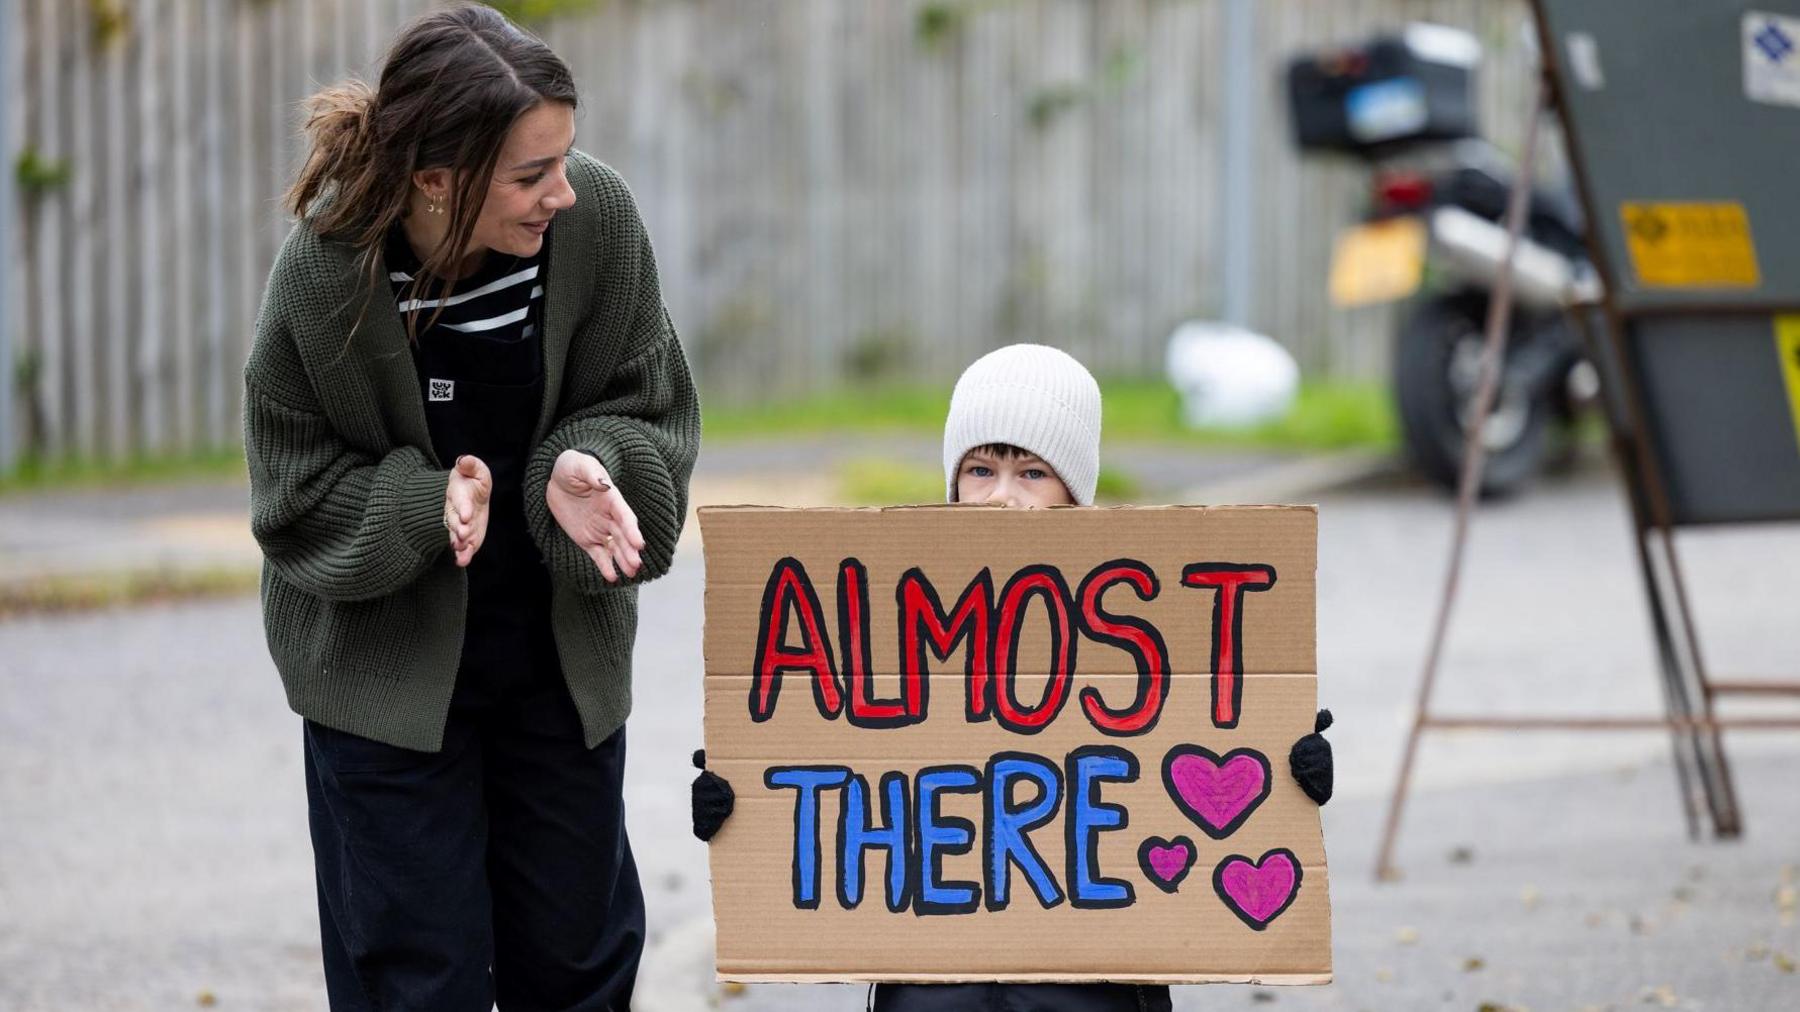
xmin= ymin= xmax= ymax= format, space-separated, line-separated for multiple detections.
xmin=700 ymin=505 xmax=1330 ymax=984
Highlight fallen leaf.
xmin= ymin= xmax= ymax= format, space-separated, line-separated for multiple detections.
xmin=720 ymin=981 xmax=746 ymax=997
xmin=1395 ymin=926 xmax=1419 ymax=945
xmin=1746 ymin=941 xmax=1770 ymax=961
xmin=1639 ymin=984 xmax=1678 ymax=1006
xmin=1629 ymin=914 xmax=1655 ymax=936
xmin=1775 ymin=952 xmax=1796 ymax=974
xmin=1670 ymin=885 xmax=1694 ymax=903
xmin=1463 ymin=956 xmax=1487 ymax=972
xmin=195 ymin=993 xmax=217 ymax=1009
xmin=1449 ymin=846 xmax=1475 ymax=865
xmin=1777 ymin=885 xmax=1798 ymax=913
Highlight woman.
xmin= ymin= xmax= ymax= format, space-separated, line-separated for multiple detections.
xmin=243 ymin=5 xmax=699 ymax=1009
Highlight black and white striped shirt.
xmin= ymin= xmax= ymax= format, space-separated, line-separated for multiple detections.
xmin=385 ymin=226 xmax=547 ymax=348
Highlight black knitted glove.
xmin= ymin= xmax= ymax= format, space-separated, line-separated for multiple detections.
xmin=691 ymin=748 xmax=735 ymax=842
xmin=1288 ymin=709 xmax=1334 ymax=806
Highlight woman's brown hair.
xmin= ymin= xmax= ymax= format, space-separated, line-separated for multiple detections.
xmin=285 ymin=2 xmax=577 ymax=339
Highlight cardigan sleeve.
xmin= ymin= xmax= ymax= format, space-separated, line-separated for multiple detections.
xmin=523 ymin=178 xmax=701 ymax=596
xmin=243 ymin=315 xmax=452 ymax=603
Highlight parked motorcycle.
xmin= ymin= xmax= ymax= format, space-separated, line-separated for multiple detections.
xmin=1287 ymin=25 xmax=1601 ymax=496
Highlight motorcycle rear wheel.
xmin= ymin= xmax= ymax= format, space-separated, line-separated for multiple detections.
xmin=1394 ymin=292 xmax=1552 ymax=498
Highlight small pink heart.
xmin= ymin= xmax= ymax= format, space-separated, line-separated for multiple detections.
xmin=1137 ymin=836 xmax=1196 ymax=893
xmin=1213 ymin=848 xmax=1303 ymax=930
xmin=1161 ymin=745 xmax=1271 ymax=839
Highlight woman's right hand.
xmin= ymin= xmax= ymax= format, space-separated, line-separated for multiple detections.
xmin=445 ymin=455 xmax=493 ymax=567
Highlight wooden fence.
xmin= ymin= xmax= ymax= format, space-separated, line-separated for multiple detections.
xmin=4 ymin=0 xmax=1547 ymax=461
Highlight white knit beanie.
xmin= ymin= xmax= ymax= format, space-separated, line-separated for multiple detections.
xmin=943 ymin=344 xmax=1102 ymax=505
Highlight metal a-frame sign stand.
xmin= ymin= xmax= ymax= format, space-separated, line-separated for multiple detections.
xmin=1375 ymin=0 xmax=1800 ymax=879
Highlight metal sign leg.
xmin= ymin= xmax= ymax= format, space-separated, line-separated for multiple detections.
xmin=1373 ymin=76 xmax=1550 ymax=882
xmin=1571 ymin=309 xmax=1706 ymax=839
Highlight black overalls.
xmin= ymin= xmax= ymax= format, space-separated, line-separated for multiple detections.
xmin=302 ymin=226 xmax=645 ymax=1011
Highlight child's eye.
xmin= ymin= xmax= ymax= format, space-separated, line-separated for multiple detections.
xmin=966 ymin=465 xmax=993 ymax=478
xmin=1022 ymin=468 xmax=1047 ymax=480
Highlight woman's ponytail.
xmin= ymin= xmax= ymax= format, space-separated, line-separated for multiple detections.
xmin=285 ymin=79 xmax=379 ymax=223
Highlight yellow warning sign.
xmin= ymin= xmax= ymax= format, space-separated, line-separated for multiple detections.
xmin=1775 ymin=316 xmax=1800 ymax=455
xmin=1620 ymin=202 xmax=1760 ymax=288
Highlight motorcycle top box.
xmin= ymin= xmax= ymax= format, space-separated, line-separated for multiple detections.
xmin=1286 ymin=24 xmax=1480 ymax=156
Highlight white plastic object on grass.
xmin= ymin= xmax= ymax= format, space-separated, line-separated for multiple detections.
xmin=1164 ymin=321 xmax=1301 ymax=429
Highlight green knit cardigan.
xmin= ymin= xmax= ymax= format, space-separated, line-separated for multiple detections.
xmin=243 ymin=152 xmax=700 ymax=751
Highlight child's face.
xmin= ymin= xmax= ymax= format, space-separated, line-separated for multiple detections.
xmin=954 ymin=448 xmax=1075 ymax=508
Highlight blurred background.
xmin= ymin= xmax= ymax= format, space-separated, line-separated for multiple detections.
xmin=2 ymin=2 xmax=1797 ymax=1010
xmin=1 ymin=0 xmax=1555 ymax=490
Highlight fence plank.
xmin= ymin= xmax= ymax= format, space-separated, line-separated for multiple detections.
xmin=169 ymin=0 xmax=195 ymax=450
xmin=200 ymin=0 xmax=227 ymax=447
xmin=132 ymin=0 xmax=163 ymax=452
xmin=24 ymin=0 xmax=61 ymax=456
xmin=3 ymin=0 xmax=21 ymax=467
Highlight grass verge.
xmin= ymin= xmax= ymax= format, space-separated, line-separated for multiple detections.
xmin=0 ymin=448 xmax=248 ymax=498
xmin=706 ymin=379 xmax=1397 ymax=450
xmin=0 ymin=566 xmax=261 ymax=619
xmin=2 ymin=382 xmax=1394 ymax=497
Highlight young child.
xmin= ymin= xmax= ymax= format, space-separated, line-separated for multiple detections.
xmin=692 ymin=344 xmax=1333 ymax=1011
xmin=877 ymin=345 xmax=1164 ymax=1010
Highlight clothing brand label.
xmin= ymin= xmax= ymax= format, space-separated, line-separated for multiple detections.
xmin=428 ymin=379 xmax=455 ymax=402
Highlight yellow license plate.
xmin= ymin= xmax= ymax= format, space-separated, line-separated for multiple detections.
xmin=1329 ymin=217 xmax=1426 ymax=307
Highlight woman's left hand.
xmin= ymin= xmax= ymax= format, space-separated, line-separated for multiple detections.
xmin=546 ymin=449 xmax=647 ymax=582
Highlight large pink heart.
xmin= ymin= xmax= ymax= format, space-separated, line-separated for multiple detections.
xmin=1161 ymin=745 xmax=1271 ymax=839
xmin=1137 ymin=835 xmax=1196 ymax=893
xmin=1213 ymin=848 xmax=1303 ymax=930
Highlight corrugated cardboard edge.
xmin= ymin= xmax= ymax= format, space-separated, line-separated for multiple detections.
xmin=716 ymin=973 xmax=1333 ymax=985
xmin=698 ymin=504 xmax=1321 ymax=514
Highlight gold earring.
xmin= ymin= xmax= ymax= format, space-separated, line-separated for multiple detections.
xmin=427 ymin=194 xmax=445 ymax=215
